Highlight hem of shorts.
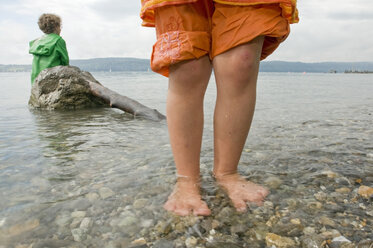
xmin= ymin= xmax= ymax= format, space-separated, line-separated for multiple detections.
xmin=212 ymin=32 xmax=288 ymax=60
xmin=214 ymin=0 xmax=291 ymax=5
xmin=151 ymin=52 xmax=210 ymax=78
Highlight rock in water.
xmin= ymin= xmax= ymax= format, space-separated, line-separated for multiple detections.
xmin=265 ymin=233 xmax=296 ymax=248
xmin=29 ymin=66 xmax=107 ymax=109
xmin=28 ymin=65 xmax=166 ymax=121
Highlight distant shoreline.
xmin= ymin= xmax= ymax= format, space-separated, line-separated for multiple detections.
xmin=1 ymin=58 xmax=373 ymax=73
xmin=344 ymin=70 xmax=373 ymax=74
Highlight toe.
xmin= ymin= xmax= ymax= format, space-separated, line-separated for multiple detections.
xmin=174 ymin=208 xmax=191 ymax=216
xmin=253 ymin=199 xmax=264 ymax=206
xmin=258 ymin=187 xmax=269 ymax=198
xmin=163 ymin=201 xmax=174 ymax=211
xmin=233 ymin=199 xmax=247 ymax=212
xmin=249 ymin=194 xmax=265 ymax=203
xmin=193 ymin=202 xmax=211 ymax=216
xmin=164 ymin=197 xmax=178 ymax=211
xmin=193 ymin=208 xmax=211 ymax=216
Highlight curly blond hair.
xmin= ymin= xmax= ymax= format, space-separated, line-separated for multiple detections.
xmin=38 ymin=13 xmax=61 ymax=34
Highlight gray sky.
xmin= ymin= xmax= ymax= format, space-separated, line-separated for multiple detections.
xmin=1 ymin=0 xmax=372 ymax=64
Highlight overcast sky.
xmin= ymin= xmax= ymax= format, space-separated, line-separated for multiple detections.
xmin=1 ymin=0 xmax=372 ymax=64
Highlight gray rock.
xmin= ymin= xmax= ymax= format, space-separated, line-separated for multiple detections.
xmin=206 ymin=242 xmax=243 ymax=248
xmin=141 ymin=219 xmax=154 ymax=228
xmin=99 ymin=187 xmax=115 ymax=199
xmin=33 ymin=239 xmax=72 ymax=248
xmin=285 ymin=198 xmax=299 ymax=210
xmin=0 ymin=218 xmax=5 ymax=228
xmin=303 ymin=227 xmax=316 ymax=236
xmin=216 ymin=207 xmax=234 ymax=223
xmin=272 ymin=220 xmax=303 ymax=237
xmin=335 ymin=177 xmax=351 ymax=186
xmin=185 ymin=236 xmax=198 ymax=248
xmin=28 ymin=65 xmax=165 ymax=121
xmin=329 ymin=236 xmax=352 ymax=248
xmin=71 ymin=228 xmax=87 ymax=242
xmin=320 ymin=229 xmax=342 ymax=240
xmin=55 ymin=214 xmax=71 ymax=227
xmin=86 ymin=192 xmax=99 ymax=201
xmin=230 ymin=223 xmax=247 ymax=235
xmin=79 ymin=217 xmax=92 ymax=229
xmin=133 ymin=198 xmax=148 ymax=209
xmin=114 ymin=238 xmax=131 ymax=248
xmin=155 ymin=220 xmax=172 ymax=235
xmin=129 ymin=245 xmax=148 ymax=248
xmin=152 ymin=239 xmax=174 ymax=248
xmin=314 ymin=191 xmax=328 ymax=201
xmin=301 ymin=235 xmax=324 ymax=248
xmin=358 ymin=240 xmax=373 ymax=248
xmin=200 ymin=218 xmax=213 ymax=232
xmin=317 ymin=216 xmax=337 ymax=228
xmin=329 ymin=192 xmax=345 ymax=201
xmin=71 ymin=211 xmax=86 ymax=218
xmin=118 ymin=216 xmax=138 ymax=227
xmin=105 ymin=241 xmax=121 ymax=248
xmin=188 ymin=223 xmax=204 ymax=238
xmin=70 ymin=218 xmax=83 ymax=229
xmin=265 ymin=233 xmax=296 ymax=248
xmin=67 ymin=198 xmax=92 ymax=211
xmin=29 ymin=66 xmax=106 ymax=109
xmin=264 ymin=176 xmax=283 ymax=189
xmin=324 ymin=204 xmax=345 ymax=213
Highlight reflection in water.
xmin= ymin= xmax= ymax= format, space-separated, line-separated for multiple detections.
xmin=29 ymin=108 xmax=170 ymax=201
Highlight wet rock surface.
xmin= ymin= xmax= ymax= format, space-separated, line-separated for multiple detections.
xmin=28 ymin=66 xmax=166 ymax=121
xmin=1 ymin=166 xmax=371 ymax=247
xmin=29 ymin=66 xmax=107 ymax=109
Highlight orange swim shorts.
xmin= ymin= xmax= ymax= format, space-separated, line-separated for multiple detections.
xmin=151 ymin=1 xmax=291 ymax=77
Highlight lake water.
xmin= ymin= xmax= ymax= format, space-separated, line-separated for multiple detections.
xmin=0 ymin=71 xmax=372 ymax=247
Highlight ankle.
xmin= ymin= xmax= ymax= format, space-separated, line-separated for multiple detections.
xmin=212 ymin=170 xmax=238 ymax=180
xmin=175 ymin=174 xmax=201 ymax=191
xmin=176 ymin=174 xmax=200 ymax=183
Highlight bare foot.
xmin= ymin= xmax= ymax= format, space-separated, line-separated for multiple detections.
xmin=164 ymin=177 xmax=211 ymax=216
xmin=215 ymin=173 xmax=269 ymax=212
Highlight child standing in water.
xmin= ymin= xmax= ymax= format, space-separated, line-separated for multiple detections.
xmin=140 ymin=0 xmax=298 ymax=216
xmin=29 ymin=13 xmax=69 ymax=84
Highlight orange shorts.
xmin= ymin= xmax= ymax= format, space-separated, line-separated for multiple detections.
xmin=151 ymin=1 xmax=290 ymax=77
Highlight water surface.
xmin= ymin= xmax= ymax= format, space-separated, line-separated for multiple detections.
xmin=0 ymin=72 xmax=372 ymax=247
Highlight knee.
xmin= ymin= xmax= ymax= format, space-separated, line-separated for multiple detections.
xmin=169 ymin=56 xmax=212 ymax=95
xmin=172 ymin=57 xmax=211 ymax=80
xmin=240 ymin=49 xmax=259 ymax=70
xmin=214 ymin=40 xmax=263 ymax=84
xmin=228 ymin=49 xmax=260 ymax=78
xmin=215 ymin=52 xmax=259 ymax=93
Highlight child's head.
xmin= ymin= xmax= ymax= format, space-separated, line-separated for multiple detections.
xmin=38 ymin=13 xmax=62 ymax=35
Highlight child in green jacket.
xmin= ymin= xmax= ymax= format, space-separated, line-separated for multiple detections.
xmin=29 ymin=13 xmax=69 ymax=84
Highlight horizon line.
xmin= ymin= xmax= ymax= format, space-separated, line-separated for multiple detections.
xmin=2 ymin=58 xmax=373 ymax=66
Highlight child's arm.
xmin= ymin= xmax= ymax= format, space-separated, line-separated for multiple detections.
xmin=56 ymin=38 xmax=69 ymax=65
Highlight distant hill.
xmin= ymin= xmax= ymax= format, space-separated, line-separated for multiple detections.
xmin=71 ymin=57 xmax=151 ymax=72
xmin=0 ymin=64 xmax=32 ymax=72
xmin=1 ymin=58 xmax=373 ymax=73
xmin=259 ymin=61 xmax=373 ymax=73
xmin=0 ymin=57 xmax=151 ymax=73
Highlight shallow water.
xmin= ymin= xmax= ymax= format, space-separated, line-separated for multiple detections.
xmin=0 ymin=72 xmax=372 ymax=247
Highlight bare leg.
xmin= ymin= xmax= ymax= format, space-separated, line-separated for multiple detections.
xmin=213 ymin=37 xmax=269 ymax=212
xmin=164 ymin=56 xmax=212 ymax=216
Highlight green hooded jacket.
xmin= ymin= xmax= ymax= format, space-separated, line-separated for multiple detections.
xmin=29 ymin=33 xmax=69 ymax=84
